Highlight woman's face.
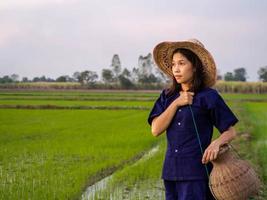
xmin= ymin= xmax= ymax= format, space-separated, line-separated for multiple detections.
xmin=172 ymin=52 xmax=194 ymax=85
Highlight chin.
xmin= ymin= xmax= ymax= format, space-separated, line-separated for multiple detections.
xmin=175 ymin=79 xmax=184 ymax=84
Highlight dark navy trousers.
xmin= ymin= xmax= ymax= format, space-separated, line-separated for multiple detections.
xmin=164 ymin=180 xmax=216 ymax=200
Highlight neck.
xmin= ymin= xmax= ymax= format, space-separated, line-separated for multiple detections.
xmin=181 ymin=83 xmax=191 ymax=92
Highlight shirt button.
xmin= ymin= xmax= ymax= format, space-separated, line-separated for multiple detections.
xmin=178 ymin=122 xmax=181 ymax=126
xmin=175 ymin=149 xmax=178 ymax=153
xmin=178 ymin=109 xmax=182 ymax=112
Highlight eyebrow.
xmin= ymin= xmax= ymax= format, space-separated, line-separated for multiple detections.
xmin=172 ymin=59 xmax=185 ymax=62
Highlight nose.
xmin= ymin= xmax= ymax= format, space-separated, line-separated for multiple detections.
xmin=172 ymin=64 xmax=181 ymax=72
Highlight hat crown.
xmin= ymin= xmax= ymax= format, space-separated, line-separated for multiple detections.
xmin=187 ymin=38 xmax=205 ymax=48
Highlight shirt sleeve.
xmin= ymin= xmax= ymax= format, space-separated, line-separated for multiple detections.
xmin=207 ymin=90 xmax=239 ymax=133
xmin=147 ymin=89 xmax=167 ymax=126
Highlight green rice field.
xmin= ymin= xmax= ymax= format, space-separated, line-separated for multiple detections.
xmin=0 ymin=89 xmax=266 ymax=199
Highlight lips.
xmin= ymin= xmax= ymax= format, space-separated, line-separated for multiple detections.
xmin=175 ymin=75 xmax=182 ymax=79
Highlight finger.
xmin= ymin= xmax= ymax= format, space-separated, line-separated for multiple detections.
xmin=202 ymin=153 xmax=205 ymax=164
xmin=202 ymin=151 xmax=208 ymax=164
xmin=205 ymin=151 xmax=211 ymax=163
xmin=210 ymin=152 xmax=216 ymax=161
xmin=188 ymin=92 xmax=195 ymax=96
xmin=207 ymin=150 xmax=213 ymax=163
xmin=202 ymin=156 xmax=205 ymax=164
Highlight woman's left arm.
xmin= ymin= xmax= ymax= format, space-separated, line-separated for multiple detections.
xmin=202 ymin=126 xmax=237 ymax=164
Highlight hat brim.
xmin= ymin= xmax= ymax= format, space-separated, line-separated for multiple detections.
xmin=153 ymin=41 xmax=217 ymax=87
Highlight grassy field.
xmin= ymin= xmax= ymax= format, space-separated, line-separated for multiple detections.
xmin=241 ymin=102 xmax=267 ymax=184
xmin=0 ymin=108 xmax=156 ymax=199
xmin=0 ymin=100 xmax=153 ymax=108
xmin=0 ymin=89 xmax=266 ymax=199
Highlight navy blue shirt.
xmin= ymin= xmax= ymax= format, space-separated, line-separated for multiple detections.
xmin=147 ymin=87 xmax=239 ymax=181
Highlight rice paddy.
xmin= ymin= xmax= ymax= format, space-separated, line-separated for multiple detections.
xmin=0 ymin=89 xmax=266 ymax=199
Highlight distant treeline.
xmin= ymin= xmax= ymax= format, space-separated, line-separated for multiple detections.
xmin=1 ymin=54 xmax=267 ymax=92
xmin=0 ymin=81 xmax=267 ymax=94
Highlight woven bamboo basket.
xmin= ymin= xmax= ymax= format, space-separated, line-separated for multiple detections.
xmin=209 ymin=144 xmax=261 ymax=200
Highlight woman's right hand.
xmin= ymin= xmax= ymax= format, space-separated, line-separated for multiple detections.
xmin=151 ymin=91 xmax=194 ymax=136
xmin=175 ymin=91 xmax=194 ymax=107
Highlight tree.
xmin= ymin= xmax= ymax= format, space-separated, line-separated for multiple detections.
xmin=87 ymin=71 xmax=98 ymax=84
xmin=155 ymin=68 xmax=168 ymax=83
xmin=138 ymin=53 xmax=153 ymax=76
xmin=56 ymin=75 xmax=73 ymax=82
xmin=39 ymin=75 xmax=47 ymax=82
xmin=111 ymin=54 xmax=121 ymax=80
xmin=72 ymin=71 xmax=81 ymax=82
xmin=137 ymin=53 xmax=164 ymax=84
xmin=224 ymin=68 xmax=247 ymax=82
xmin=224 ymin=72 xmax=235 ymax=81
xmin=22 ymin=77 xmax=29 ymax=82
xmin=138 ymin=74 xmax=159 ymax=84
xmin=102 ymin=69 xmax=114 ymax=83
xmin=131 ymin=67 xmax=139 ymax=83
xmin=66 ymin=75 xmax=75 ymax=82
xmin=32 ymin=77 xmax=41 ymax=82
xmin=118 ymin=74 xmax=134 ymax=89
xmin=0 ymin=75 xmax=13 ymax=83
xmin=233 ymin=68 xmax=247 ymax=82
xmin=121 ymin=68 xmax=131 ymax=78
xmin=56 ymin=76 xmax=68 ymax=82
xmin=10 ymin=74 xmax=19 ymax=82
xmin=46 ymin=77 xmax=55 ymax=82
xmin=80 ymin=70 xmax=98 ymax=85
xmin=32 ymin=76 xmax=54 ymax=82
xmin=258 ymin=66 xmax=267 ymax=82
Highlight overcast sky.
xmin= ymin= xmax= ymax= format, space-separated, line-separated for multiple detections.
xmin=1 ymin=0 xmax=267 ymax=81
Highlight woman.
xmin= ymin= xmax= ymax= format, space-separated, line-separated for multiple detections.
xmin=148 ymin=39 xmax=239 ymax=200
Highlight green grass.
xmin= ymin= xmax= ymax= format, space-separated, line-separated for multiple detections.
xmin=88 ymin=100 xmax=267 ymax=199
xmin=0 ymin=91 xmax=159 ymax=98
xmin=0 ymin=90 xmax=266 ymax=200
xmin=89 ymin=139 xmax=166 ymax=199
xmin=0 ymin=91 xmax=267 ymax=111
xmin=244 ymin=102 xmax=267 ymax=192
xmin=0 ymin=109 xmax=155 ymax=199
xmin=221 ymin=93 xmax=267 ymax=101
xmin=1 ymin=90 xmax=267 ymax=99
xmin=0 ymin=100 xmax=154 ymax=107
xmin=226 ymin=101 xmax=267 ymax=199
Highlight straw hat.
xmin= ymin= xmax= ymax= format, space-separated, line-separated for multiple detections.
xmin=153 ymin=39 xmax=217 ymax=87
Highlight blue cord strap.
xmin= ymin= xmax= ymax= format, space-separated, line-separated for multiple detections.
xmin=188 ymin=105 xmax=210 ymax=179
xmin=188 ymin=104 xmax=220 ymax=200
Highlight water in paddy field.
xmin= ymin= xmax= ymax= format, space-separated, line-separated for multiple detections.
xmin=81 ymin=145 xmax=165 ymax=200
xmin=81 ymin=179 xmax=165 ymax=200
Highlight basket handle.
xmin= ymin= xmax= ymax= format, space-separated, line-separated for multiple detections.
xmin=218 ymin=143 xmax=230 ymax=156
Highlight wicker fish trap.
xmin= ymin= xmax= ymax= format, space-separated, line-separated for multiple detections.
xmin=209 ymin=144 xmax=262 ymax=200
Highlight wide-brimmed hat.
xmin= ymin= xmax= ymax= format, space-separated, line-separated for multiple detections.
xmin=153 ymin=39 xmax=217 ymax=87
